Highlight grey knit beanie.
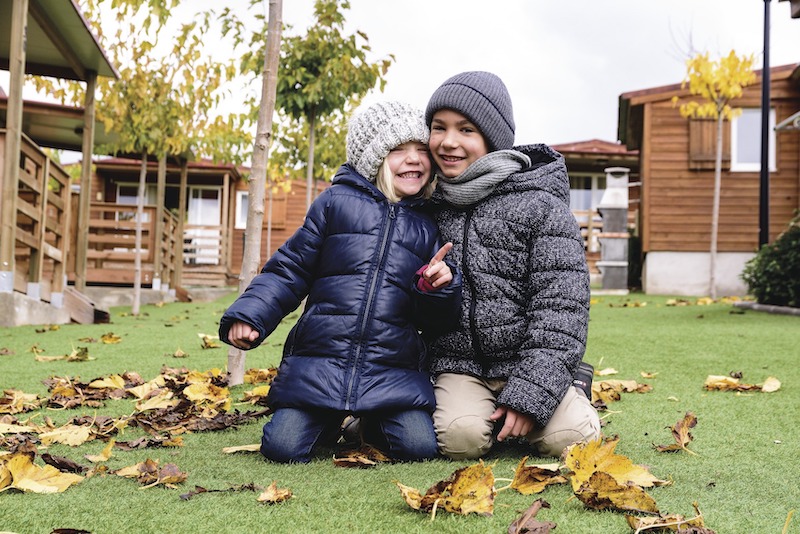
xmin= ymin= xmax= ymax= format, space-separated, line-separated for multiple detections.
xmin=425 ymin=71 xmax=515 ymax=151
xmin=346 ymin=101 xmax=430 ymax=181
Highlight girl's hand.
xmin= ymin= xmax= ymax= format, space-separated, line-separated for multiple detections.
xmin=228 ymin=321 xmax=260 ymax=350
xmin=423 ymin=242 xmax=453 ymax=289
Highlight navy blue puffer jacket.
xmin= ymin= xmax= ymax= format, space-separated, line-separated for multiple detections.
xmin=219 ymin=164 xmax=462 ymax=414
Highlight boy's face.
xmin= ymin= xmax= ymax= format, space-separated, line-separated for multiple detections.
xmin=428 ymin=109 xmax=489 ymax=178
xmin=387 ymin=141 xmax=431 ymax=198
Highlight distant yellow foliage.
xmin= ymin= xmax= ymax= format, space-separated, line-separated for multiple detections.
xmin=675 ymin=50 xmax=757 ymax=120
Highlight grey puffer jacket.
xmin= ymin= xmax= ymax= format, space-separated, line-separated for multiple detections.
xmin=428 ymin=144 xmax=590 ymax=428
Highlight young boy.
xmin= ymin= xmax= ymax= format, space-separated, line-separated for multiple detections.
xmin=424 ymin=71 xmax=601 ymax=459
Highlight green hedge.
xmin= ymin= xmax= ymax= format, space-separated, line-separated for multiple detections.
xmin=741 ymin=212 xmax=800 ymax=308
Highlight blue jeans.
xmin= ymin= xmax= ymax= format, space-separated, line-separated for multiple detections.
xmin=261 ymin=407 xmax=438 ymax=463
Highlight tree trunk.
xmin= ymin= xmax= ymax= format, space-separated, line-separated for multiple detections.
xmin=227 ymin=0 xmax=283 ymax=385
xmin=305 ymin=108 xmax=316 ymax=213
xmin=710 ymin=115 xmax=723 ymax=300
xmin=132 ymin=152 xmax=147 ymax=315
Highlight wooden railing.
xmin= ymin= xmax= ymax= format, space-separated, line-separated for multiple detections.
xmin=6 ymin=132 xmax=71 ymax=302
xmin=68 ymin=202 xmax=180 ymax=287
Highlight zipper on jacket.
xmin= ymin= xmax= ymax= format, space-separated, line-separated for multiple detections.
xmin=461 ymin=210 xmax=489 ymax=372
xmin=344 ymin=203 xmax=397 ymax=410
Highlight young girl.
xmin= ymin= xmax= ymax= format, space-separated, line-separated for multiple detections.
xmin=219 ymin=101 xmax=461 ymax=463
xmin=424 ymin=71 xmax=601 ymax=459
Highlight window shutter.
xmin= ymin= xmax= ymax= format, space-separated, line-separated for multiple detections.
xmin=688 ymin=118 xmax=731 ymax=170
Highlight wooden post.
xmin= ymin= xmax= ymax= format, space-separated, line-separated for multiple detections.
xmin=175 ymin=159 xmax=188 ymax=287
xmin=75 ymin=72 xmax=97 ymax=292
xmin=0 ymin=0 xmax=29 ymax=293
xmin=221 ymin=172 xmax=230 ymax=269
xmin=152 ymin=155 xmax=166 ymax=290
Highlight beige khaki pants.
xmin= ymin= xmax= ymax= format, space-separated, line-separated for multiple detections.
xmin=433 ymin=372 xmax=601 ymax=459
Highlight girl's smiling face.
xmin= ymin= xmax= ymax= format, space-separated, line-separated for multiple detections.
xmin=387 ymin=141 xmax=431 ymax=198
xmin=428 ymin=109 xmax=489 ymax=178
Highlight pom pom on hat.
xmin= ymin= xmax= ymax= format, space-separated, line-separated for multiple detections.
xmin=425 ymin=71 xmax=515 ymax=151
xmin=346 ymin=101 xmax=429 ymax=181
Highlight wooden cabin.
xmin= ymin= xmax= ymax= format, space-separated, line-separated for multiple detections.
xmin=618 ymin=63 xmax=800 ymax=296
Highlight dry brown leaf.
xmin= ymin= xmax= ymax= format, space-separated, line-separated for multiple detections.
xmin=0 ymin=453 xmax=84 ymax=493
xmin=654 ymin=412 xmax=698 ymax=454
xmin=198 ymin=333 xmax=221 ymax=349
xmin=507 ymin=498 xmax=556 ymax=533
xmin=257 ymin=481 xmax=293 ymax=504
xmin=508 ymin=456 xmax=567 ymax=495
xmin=115 ymin=458 xmax=187 ymax=488
xmin=333 ymin=444 xmax=392 ymax=468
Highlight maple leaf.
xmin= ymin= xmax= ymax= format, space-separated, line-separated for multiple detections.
xmin=507 ymin=499 xmax=556 ymax=534
xmin=703 ymin=375 xmax=762 ymax=392
xmin=222 ymin=444 xmax=261 ymax=454
xmin=39 ymin=424 xmax=95 ymax=447
xmin=100 ymin=332 xmax=122 ymax=344
xmin=564 ymin=436 xmax=669 ymax=492
xmin=396 ymin=461 xmax=496 ymax=517
xmin=257 ymin=481 xmax=293 ymax=504
xmin=198 ymin=333 xmax=221 ymax=349
xmin=0 ymin=453 xmax=84 ymax=493
xmin=592 ymin=379 xmax=652 ymax=405
xmin=115 ymin=458 xmax=187 ymax=488
xmin=85 ymin=439 xmax=116 ymax=463
xmin=625 ymin=502 xmax=713 ymax=532
xmin=244 ymin=367 xmax=278 ymax=384
xmin=760 ymin=377 xmax=781 ymax=393
xmin=655 ymin=412 xmax=698 ymax=454
xmin=241 ymin=385 xmax=271 ymax=405
xmin=333 ymin=444 xmax=392 ymax=468
xmin=183 ymin=382 xmax=232 ymax=413
xmin=88 ymin=374 xmax=126 ymax=389
xmin=574 ymin=471 xmax=659 ymax=514
xmin=0 ymin=390 xmax=42 ymax=414
xmin=507 ymin=456 xmax=567 ymax=495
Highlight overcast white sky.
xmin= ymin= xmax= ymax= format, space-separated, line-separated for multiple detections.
xmin=3 ymin=0 xmax=799 ymax=149
xmin=281 ymin=0 xmax=800 ymax=145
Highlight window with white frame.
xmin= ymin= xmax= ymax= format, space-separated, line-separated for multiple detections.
xmin=235 ymin=190 xmax=248 ymax=229
xmin=731 ymin=108 xmax=776 ymax=172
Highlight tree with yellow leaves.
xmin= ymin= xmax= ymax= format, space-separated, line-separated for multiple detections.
xmin=675 ymin=51 xmax=756 ymax=299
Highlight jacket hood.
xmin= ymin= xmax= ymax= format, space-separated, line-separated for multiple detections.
xmin=494 ymin=144 xmax=570 ymax=204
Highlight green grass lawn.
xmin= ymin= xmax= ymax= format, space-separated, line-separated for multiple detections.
xmin=1 ymin=291 xmax=798 ymax=534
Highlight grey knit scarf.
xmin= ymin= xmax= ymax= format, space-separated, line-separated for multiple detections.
xmin=437 ymin=150 xmax=531 ymax=207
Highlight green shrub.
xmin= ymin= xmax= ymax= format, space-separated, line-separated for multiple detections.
xmin=741 ymin=212 xmax=800 ymax=307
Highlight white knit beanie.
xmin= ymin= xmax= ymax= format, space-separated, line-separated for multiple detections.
xmin=346 ymin=101 xmax=430 ymax=181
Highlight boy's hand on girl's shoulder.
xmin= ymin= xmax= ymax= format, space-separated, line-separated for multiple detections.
xmin=421 ymin=242 xmax=453 ymax=290
xmin=490 ymin=406 xmax=534 ymax=442
xmin=228 ymin=321 xmax=260 ymax=350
